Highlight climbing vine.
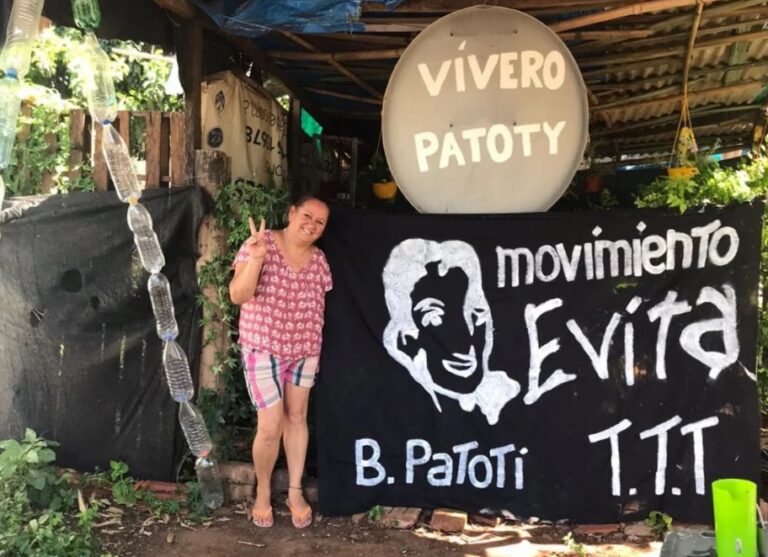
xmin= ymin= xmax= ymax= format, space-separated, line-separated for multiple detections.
xmin=196 ymin=180 xmax=290 ymax=459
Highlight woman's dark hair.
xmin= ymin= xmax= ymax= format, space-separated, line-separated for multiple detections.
xmin=293 ymin=194 xmax=328 ymax=208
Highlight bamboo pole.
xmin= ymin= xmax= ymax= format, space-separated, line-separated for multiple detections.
xmin=550 ymin=0 xmax=717 ymax=33
xmin=579 ymin=28 xmax=768 ymax=67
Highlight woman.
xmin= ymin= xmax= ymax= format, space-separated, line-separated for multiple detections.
xmin=229 ymin=195 xmax=332 ymax=529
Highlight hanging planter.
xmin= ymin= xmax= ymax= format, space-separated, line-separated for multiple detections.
xmin=373 ymin=180 xmax=398 ymax=200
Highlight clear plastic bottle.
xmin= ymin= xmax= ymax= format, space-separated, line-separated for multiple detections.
xmin=147 ymin=273 xmax=178 ymax=341
xmin=0 ymin=0 xmax=44 ymax=77
xmin=179 ymin=401 xmax=213 ymax=457
xmin=0 ymin=76 xmax=21 ymax=169
xmin=71 ymin=0 xmax=101 ymax=30
xmin=162 ymin=340 xmax=194 ymax=403
xmin=134 ymin=229 xmax=165 ymax=273
xmin=126 ymin=203 xmax=154 ymax=238
xmin=81 ymin=32 xmax=118 ymax=124
xmin=195 ymin=456 xmax=224 ymax=510
xmin=102 ymin=125 xmax=142 ymax=203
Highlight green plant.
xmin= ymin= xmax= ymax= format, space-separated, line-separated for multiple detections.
xmin=644 ymin=510 xmax=673 ymax=535
xmin=196 ymin=180 xmax=290 ymax=459
xmin=562 ymin=531 xmax=587 ymax=556
xmin=366 ymin=504 xmax=385 ymax=521
xmin=0 ymin=429 xmax=101 ymax=556
xmin=4 ymin=25 xmax=182 ymax=198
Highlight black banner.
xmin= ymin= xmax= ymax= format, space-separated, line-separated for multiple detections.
xmin=0 ymin=187 xmax=205 ymax=480
xmin=317 ymin=202 xmax=763 ymax=522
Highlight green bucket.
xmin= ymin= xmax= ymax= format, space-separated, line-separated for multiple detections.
xmin=712 ymin=478 xmax=757 ymax=557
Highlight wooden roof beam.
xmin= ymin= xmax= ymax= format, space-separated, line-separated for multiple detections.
xmin=152 ymin=0 xmax=195 ymax=19
xmin=281 ymin=31 xmax=384 ymax=99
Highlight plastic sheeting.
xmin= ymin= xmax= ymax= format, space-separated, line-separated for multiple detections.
xmin=190 ymin=0 xmax=405 ymax=38
xmin=0 ymin=187 xmax=205 ymax=480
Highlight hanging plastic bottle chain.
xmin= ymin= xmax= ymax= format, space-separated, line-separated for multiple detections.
xmin=67 ymin=0 xmax=222 ymax=509
xmin=0 ymin=0 xmax=46 ymax=171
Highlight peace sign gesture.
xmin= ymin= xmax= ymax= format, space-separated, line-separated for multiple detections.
xmin=246 ymin=216 xmax=267 ymax=261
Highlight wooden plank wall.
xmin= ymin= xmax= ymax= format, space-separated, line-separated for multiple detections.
xmin=68 ymin=109 xmax=186 ymax=191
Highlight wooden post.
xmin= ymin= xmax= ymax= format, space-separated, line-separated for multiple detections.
xmin=145 ymin=111 xmax=163 ymax=188
xmin=160 ymin=113 xmax=171 ymax=186
xmin=169 ymin=112 xmax=186 ymax=186
xmin=92 ymin=122 xmax=108 ymax=192
xmin=68 ymin=109 xmax=86 ymax=184
xmin=179 ymin=20 xmax=202 ymax=186
xmin=289 ymin=97 xmax=302 ymax=199
xmin=194 ymin=149 xmax=232 ymax=392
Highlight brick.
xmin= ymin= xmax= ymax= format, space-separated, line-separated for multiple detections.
xmin=430 ymin=508 xmax=467 ymax=532
xmin=624 ymin=522 xmax=655 ymax=538
xmin=226 ymin=483 xmax=253 ymax=503
xmin=574 ymin=523 xmax=621 ymax=537
xmin=672 ymin=523 xmax=713 ymax=534
xmin=218 ymin=461 xmax=254 ymax=487
xmin=304 ymin=484 xmax=318 ymax=503
xmin=382 ymin=507 xmax=422 ymax=529
xmin=471 ymin=514 xmax=501 ymax=527
xmin=272 ymin=468 xmax=289 ymax=491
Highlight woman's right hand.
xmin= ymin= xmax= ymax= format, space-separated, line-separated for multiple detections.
xmin=246 ymin=216 xmax=267 ymax=261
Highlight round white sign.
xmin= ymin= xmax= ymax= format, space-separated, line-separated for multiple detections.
xmin=382 ymin=6 xmax=589 ymax=214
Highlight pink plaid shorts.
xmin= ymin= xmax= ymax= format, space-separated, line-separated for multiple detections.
xmin=241 ymin=347 xmax=319 ymax=410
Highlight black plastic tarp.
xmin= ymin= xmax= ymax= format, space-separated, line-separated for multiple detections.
xmin=0 ymin=186 xmax=205 ymax=480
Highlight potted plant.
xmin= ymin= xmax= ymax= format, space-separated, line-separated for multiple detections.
xmin=367 ymin=151 xmax=397 ymax=201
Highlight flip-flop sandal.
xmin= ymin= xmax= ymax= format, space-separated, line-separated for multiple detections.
xmin=286 ymin=498 xmax=313 ymax=529
xmin=250 ymin=505 xmax=274 ymax=528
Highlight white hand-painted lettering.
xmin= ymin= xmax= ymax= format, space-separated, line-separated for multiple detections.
xmin=639 ymin=415 xmax=682 ymax=495
xmin=647 ymin=291 xmax=692 ymax=380
xmin=364 ymin=438 xmax=523 ymax=488
xmin=524 ymin=298 xmax=577 ymax=404
xmin=679 ymin=285 xmax=739 ymax=380
xmin=418 ymin=49 xmax=566 ymax=97
xmin=413 ymin=121 xmax=566 ymax=172
xmin=588 ymin=419 xmax=632 ymax=496
xmin=356 ymin=438 xmax=386 ymax=486
xmin=496 ymin=220 xmax=739 ymax=287
xmin=680 ymin=416 xmax=719 ymax=494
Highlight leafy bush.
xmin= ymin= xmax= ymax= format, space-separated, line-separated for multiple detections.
xmin=0 ymin=429 xmax=100 ymax=556
xmin=5 ymin=25 xmax=182 ymax=197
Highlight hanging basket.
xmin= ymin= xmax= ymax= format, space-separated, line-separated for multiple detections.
xmin=373 ymin=180 xmax=398 ymax=200
xmin=667 ymin=166 xmax=698 ymax=179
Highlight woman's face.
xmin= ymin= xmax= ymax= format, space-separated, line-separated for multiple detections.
xmin=287 ymin=199 xmax=329 ymax=244
xmin=406 ymin=262 xmax=488 ymax=394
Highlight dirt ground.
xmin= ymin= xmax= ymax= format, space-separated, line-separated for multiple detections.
xmin=96 ymin=503 xmax=664 ymax=557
